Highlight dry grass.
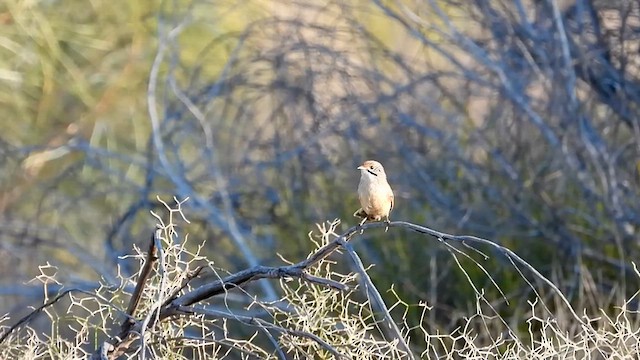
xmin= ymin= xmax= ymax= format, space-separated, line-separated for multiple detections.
xmin=0 ymin=200 xmax=638 ymax=359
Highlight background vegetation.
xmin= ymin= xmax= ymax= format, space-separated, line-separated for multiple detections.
xmin=0 ymin=0 xmax=639 ymax=358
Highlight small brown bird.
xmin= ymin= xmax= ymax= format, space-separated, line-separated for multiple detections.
xmin=354 ymin=160 xmax=394 ymax=226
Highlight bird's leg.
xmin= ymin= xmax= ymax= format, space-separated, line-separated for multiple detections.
xmin=384 ymin=216 xmax=390 ymax=232
xmin=358 ymin=217 xmax=367 ymax=234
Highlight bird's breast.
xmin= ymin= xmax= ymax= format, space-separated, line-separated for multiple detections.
xmin=358 ymin=178 xmax=393 ymax=218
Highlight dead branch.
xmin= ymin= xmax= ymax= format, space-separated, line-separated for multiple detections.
xmin=121 ymin=229 xmax=159 ymax=334
xmin=176 ymin=305 xmax=350 ymax=359
xmin=0 ymin=288 xmax=128 ymax=346
xmin=93 ymin=219 xmax=580 ymax=359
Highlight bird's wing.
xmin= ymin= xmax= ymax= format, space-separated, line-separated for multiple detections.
xmin=389 ymin=190 xmax=394 ymax=213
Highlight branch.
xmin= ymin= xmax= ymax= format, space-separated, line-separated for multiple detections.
xmin=175 ymin=305 xmax=350 ymax=359
xmin=95 ymin=219 xmax=583 ymax=359
xmin=338 ymin=239 xmax=415 ymax=360
xmin=119 ymin=229 xmax=159 ymax=336
xmin=0 ymin=288 xmax=124 ymax=345
xmin=381 ymin=221 xmax=585 ymax=325
xmin=169 ymin=227 xmax=360 ymax=308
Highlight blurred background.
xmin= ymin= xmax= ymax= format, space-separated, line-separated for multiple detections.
xmin=0 ymin=0 xmax=639 ymax=342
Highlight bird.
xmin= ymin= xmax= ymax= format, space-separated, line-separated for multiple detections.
xmin=354 ymin=160 xmax=394 ymax=227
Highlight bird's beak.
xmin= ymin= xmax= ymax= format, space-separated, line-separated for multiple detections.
xmin=357 ymin=166 xmax=365 ymax=170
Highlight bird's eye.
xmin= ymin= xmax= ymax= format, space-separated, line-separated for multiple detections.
xmin=369 ymin=166 xmax=374 ymax=169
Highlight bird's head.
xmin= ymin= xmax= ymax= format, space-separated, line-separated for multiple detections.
xmin=357 ymin=160 xmax=387 ymax=180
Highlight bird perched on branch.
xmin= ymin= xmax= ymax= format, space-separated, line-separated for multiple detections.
xmin=354 ymin=160 xmax=394 ymax=226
